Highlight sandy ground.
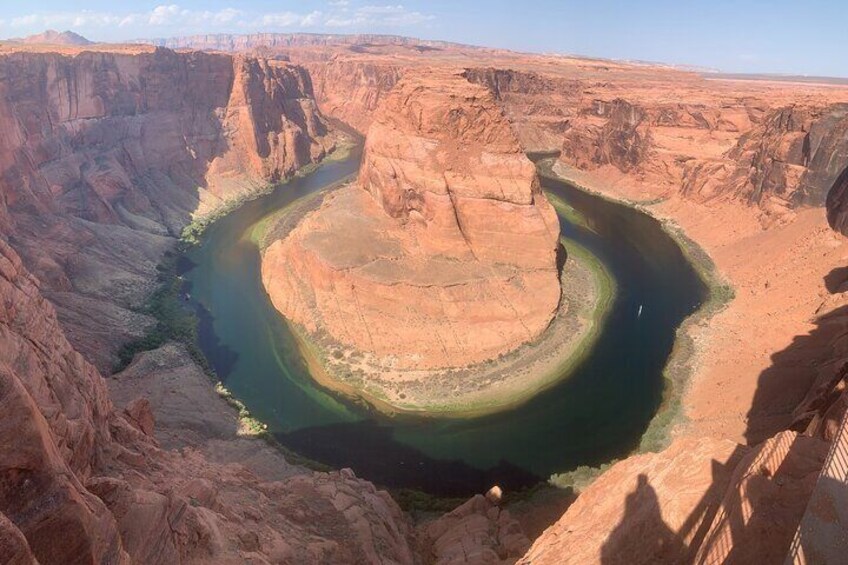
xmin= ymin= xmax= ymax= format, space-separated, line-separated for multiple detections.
xmin=552 ymin=162 xmax=848 ymax=446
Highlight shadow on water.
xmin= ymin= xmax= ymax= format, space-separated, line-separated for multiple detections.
xmin=278 ymin=421 xmax=541 ymax=497
xmin=193 ymin=297 xmax=240 ymax=381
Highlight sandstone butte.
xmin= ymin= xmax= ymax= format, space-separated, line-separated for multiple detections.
xmin=1 ymin=31 xmax=848 ymax=564
xmin=262 ymin=69 xmax=561 ymax=371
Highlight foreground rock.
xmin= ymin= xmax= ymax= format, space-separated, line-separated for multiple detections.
xmin=419 ymin=494 xmax=531 ymax=563
xmin=520 ymin=437 xmax=747 ymax=564
xmin=262 ymin=69 xmax=560 ymax=372
xmin=0 ymin=238 xmax=422 ymax=563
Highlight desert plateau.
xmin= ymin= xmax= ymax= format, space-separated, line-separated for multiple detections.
xmin=0 ymin=2 xmax=847 ymax=564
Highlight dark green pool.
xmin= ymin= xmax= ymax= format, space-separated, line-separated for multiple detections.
xmin=183 ymin=147 xmax=707 ymax=496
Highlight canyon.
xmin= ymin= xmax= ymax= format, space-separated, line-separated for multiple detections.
xmin=1 ymin=30 xmax=848 ymax=564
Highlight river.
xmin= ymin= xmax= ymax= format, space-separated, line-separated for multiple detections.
xmin=183 ymin=146 xmax=707 ymax=496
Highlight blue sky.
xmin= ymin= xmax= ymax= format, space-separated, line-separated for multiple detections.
xmin=2 ymin=1 xmax=846 ymax=77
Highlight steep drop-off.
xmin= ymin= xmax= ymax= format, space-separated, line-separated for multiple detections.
xmin=262 ymin=69 xmax=561 ymax=374
xmin=0 ymin=236 xmax=426 ymax=563
xmin=0 ymin=45 xmax=533 ymax=564
xmin=0 ymin=45 xmax=332 ymax=371
xmin=303 ymin=58 xmax=402 ymax=134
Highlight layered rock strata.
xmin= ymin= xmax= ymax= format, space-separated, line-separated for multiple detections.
xmin=0 ymin=45 xmax=332 ymax=371
xmin=262 ymin=69 xmax=561 ymax=371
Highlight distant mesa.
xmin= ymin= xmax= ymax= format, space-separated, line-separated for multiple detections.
xmin=10 ymin=30 xmax=93 ymax=46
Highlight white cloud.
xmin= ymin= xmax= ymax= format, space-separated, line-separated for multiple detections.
xmin=0 ymin=3 xmax=436 ymax=39
xmin=326 ymin=4 xmax=434 ymax=28
xmin=10 ymin=11 xmax=123 ymax=29
xmin=260 ymin=11 xmax=322 ymax=28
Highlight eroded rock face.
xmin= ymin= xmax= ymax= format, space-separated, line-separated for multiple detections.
xmin=0 ymin=46 xmax=331 ymax=371
xmin=1 ymin=232 xmax=423 ymax=564
xmin=826 ymin=162 xmax=848 ymax=236
xmin=304 ymin=59 xmax=402 ymax=133
xmin=0 ymin=239 xmax=128 ymax=563
xmin=561 ymin=98 xmax=653 ymax=173
xmin=263 ymin=69 xmax=561 ymax=370
xmin=684 ymin=104 xmax=848 ymax=207
xmin=418 ymin=494 xmax=531 ymax=563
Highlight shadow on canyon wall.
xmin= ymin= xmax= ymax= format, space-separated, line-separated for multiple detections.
xmin=599 ymin=298 xmax=848 ymax=563
xmin=823 ymin=266 xmax=848 ymax=294
xmin=745 ymin=300 xmax=848 ymax=445
xmin=1 ymin=50 xmax=332 ymax=375
xmin=598 ymin=452 xmax=741 ymax=565
xmin=598 ymin=434 xmax=827 ymax=564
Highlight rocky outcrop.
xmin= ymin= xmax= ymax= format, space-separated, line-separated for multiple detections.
xmin=0 ymin=46 xmax=331 ymax=371
xmin=1 ymin=238 xmax=127 ymax=563
xmin=455 ymin=65 xmax=848 ymax=217
xmin=827 ymin=166 xmax=848 ymax=235
xmin=522 ymin=430 xmax=831 ymax=565
xmin=462 ymin=68 xmax=580 ymax=151
xmin=561 ymin=98 xmax=653 ymax=173
xmin=519 ymin=437 xmax=747 ymax=565
xmin=685 ymin=104 xmax=848 ymax=207
xmin=1 ymin=229 xmax=423 ymax=564
xmin=262 ymin=69 xmax=560 ymax=370
xmin=419 ymin=494 xmax=531 ymax=563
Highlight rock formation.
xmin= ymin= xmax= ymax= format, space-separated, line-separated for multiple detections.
xmin=0 ymin=45 xmax=332 ymax=371
xmin=303 ymin=58 xmax=403 ymax=133
xmin=0 ymin=43 xmax=537 ymax=564
xmin=262 ymin=69 xmax=561 ymax=370
xmin=827 ymin=165 xmax=848 ymax=235
xmin=519 ymin=437 xmax=747 ymax=564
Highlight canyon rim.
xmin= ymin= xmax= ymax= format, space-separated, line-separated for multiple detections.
xmin=0 ymin=11 xmax=847 ymax=565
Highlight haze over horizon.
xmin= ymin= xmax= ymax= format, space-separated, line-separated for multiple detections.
xmin=2 ymin=1 xmax=847 ymax=78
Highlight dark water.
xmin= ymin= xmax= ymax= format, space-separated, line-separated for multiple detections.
xmin=183 ymin=147 xmax=707 ymax=497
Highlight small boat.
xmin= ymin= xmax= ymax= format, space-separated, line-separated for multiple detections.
xmin=637 ymin=304 xmax=643 ymax=318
